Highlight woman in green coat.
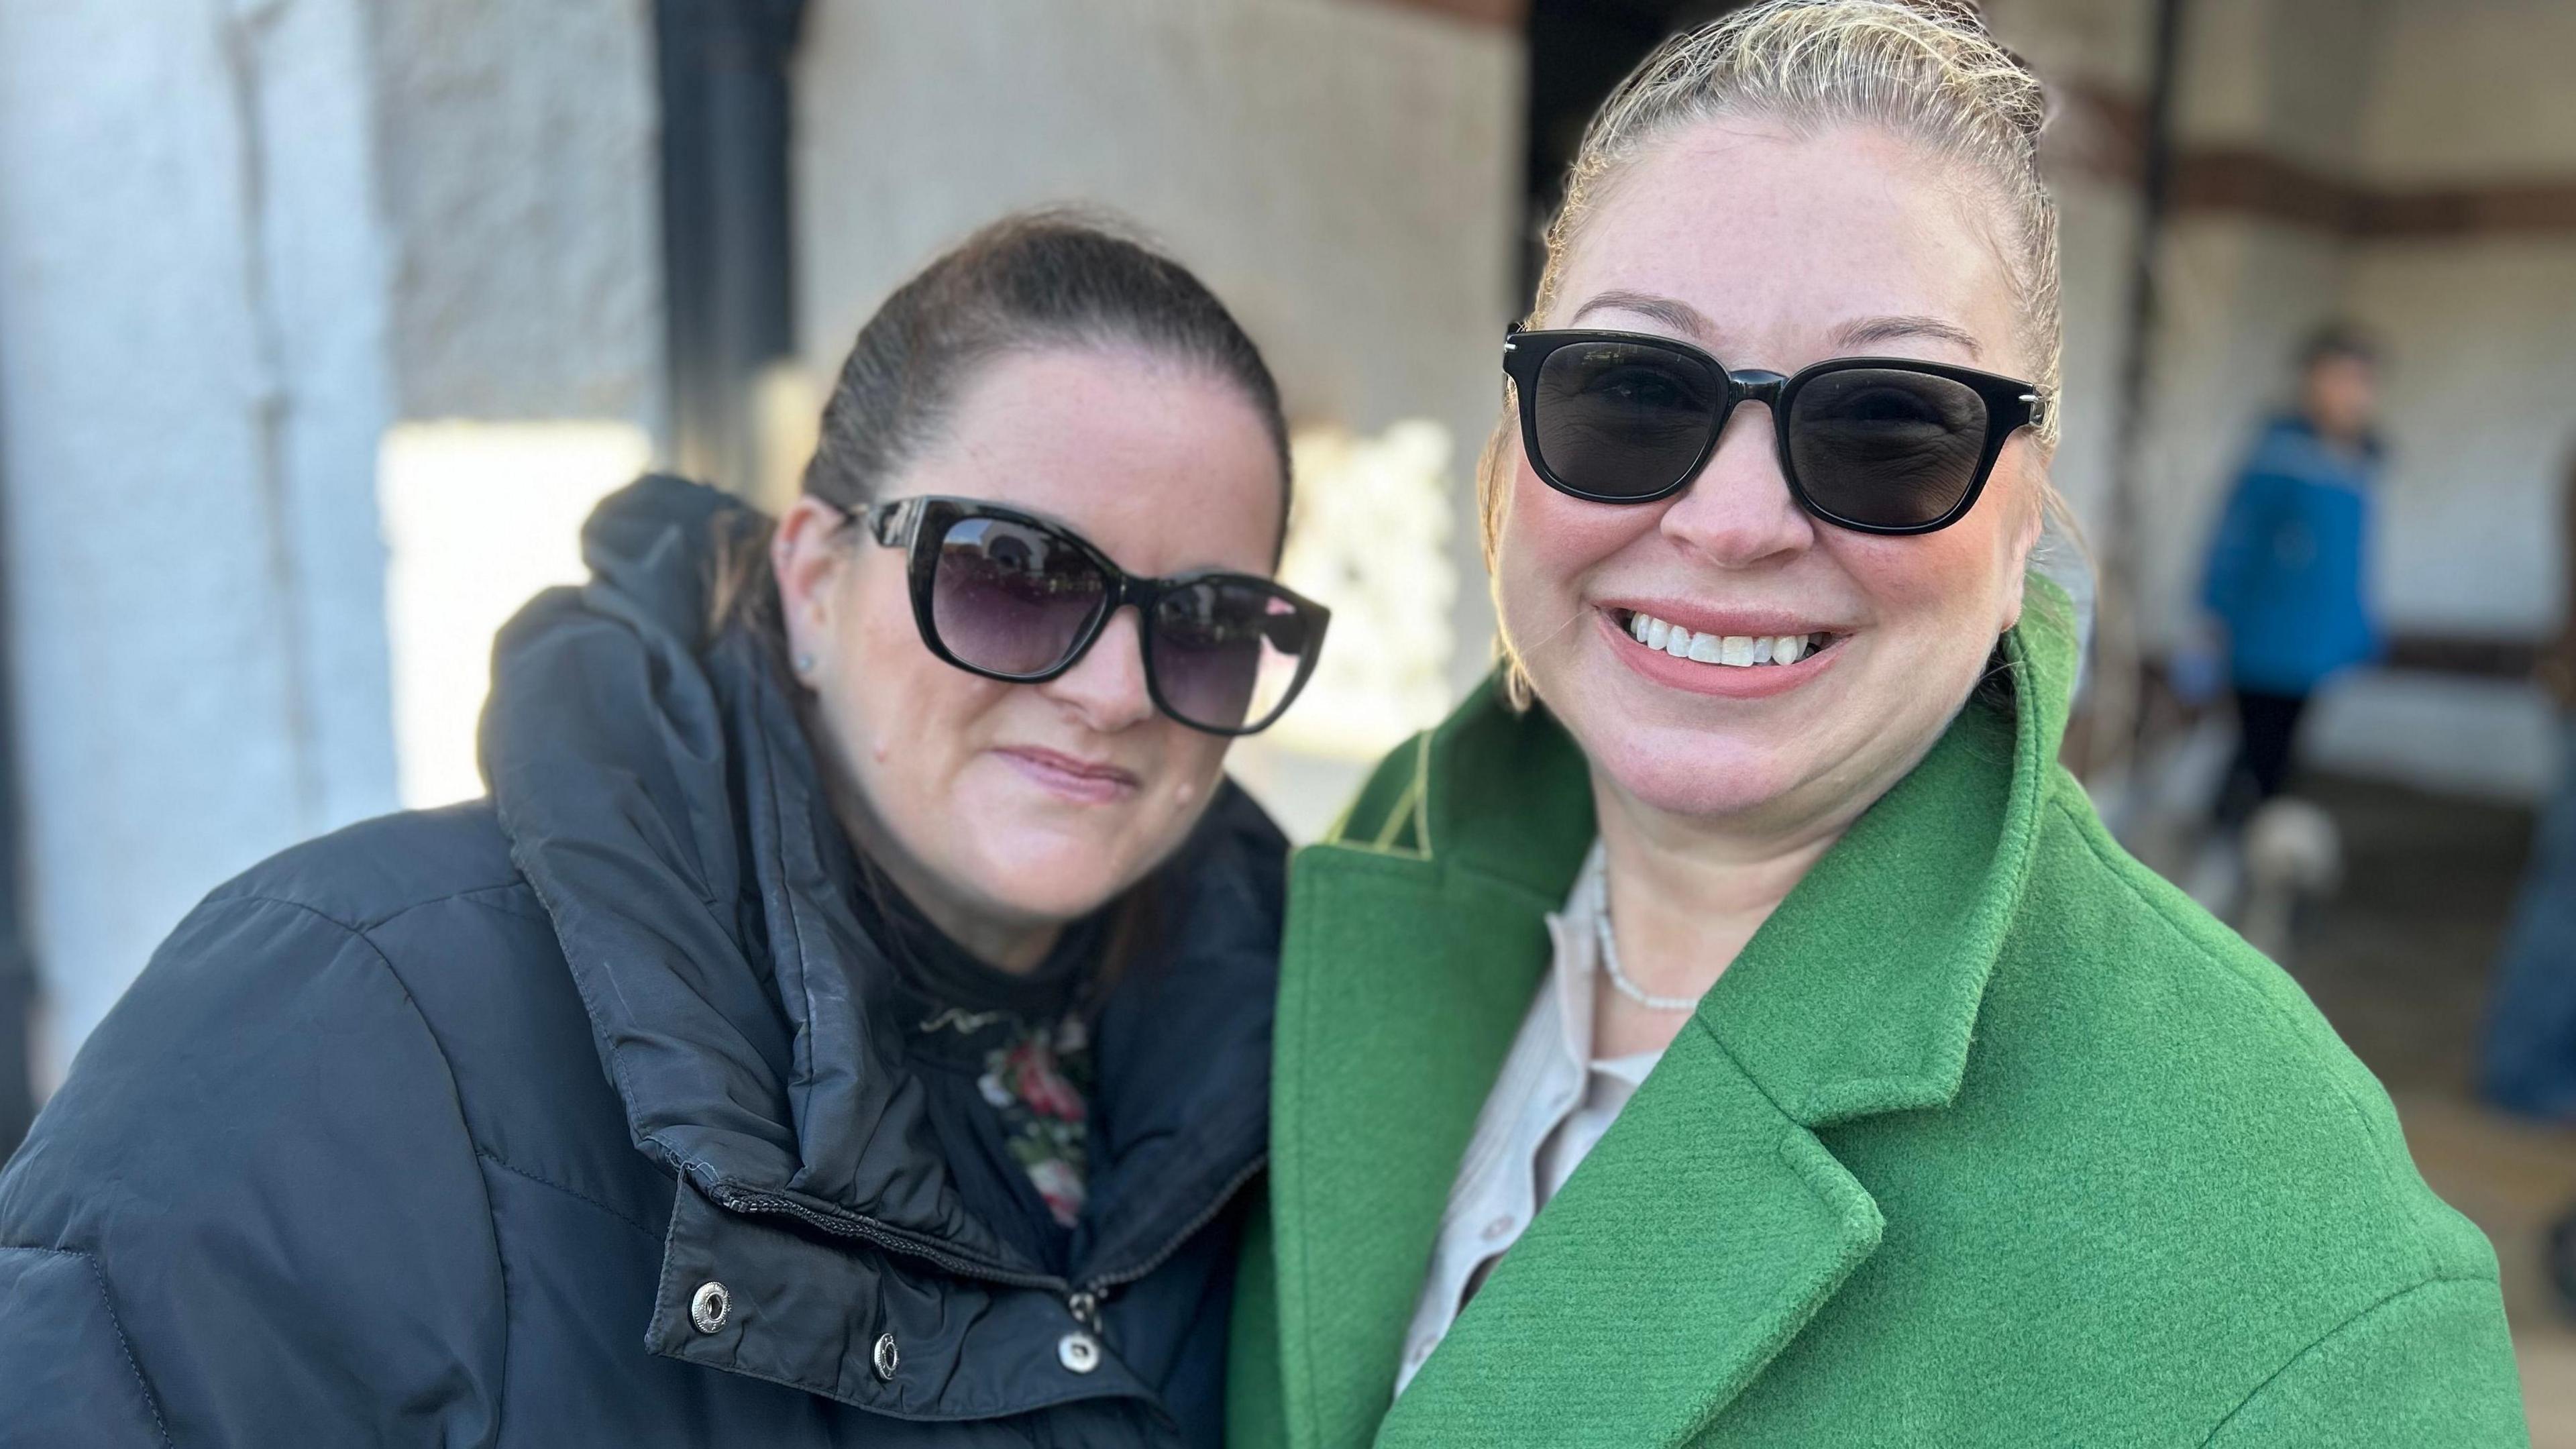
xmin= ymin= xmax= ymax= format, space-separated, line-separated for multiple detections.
xmin=1231 ymin=3 xmax=2530 ymax=1444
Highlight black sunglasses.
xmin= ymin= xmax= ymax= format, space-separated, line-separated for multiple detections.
xmin=854 ymin=495 xmax=1330 ymax=737
xmin=1503 ymin=325 xmax=2041 ymax=535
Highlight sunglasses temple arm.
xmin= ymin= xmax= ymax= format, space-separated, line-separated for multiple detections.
xmin=866 ymin=497 xmax=919 ymax=547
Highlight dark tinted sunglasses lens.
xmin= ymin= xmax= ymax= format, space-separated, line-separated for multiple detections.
xmin=1531 ymin=340 xmax=1723 ymax=500
xmin=927 ymin=517 xmax=1108 ymax=676
xmin=1148 ymin=580 xmax=1316 ymax=733
xmin=1786 ymin=369 xmax=1990 ymax=529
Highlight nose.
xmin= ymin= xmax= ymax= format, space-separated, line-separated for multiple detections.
xmin=1040 ymin=607 xmax=1158 ymax=733
xmin=1655 ymin=398 xmax=1817 ymax=568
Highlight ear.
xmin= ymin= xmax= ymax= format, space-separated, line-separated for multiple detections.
xmin=1994 ymin=463 xmax=2049 ymax=635
xmin=773 ymin=495 xmax=857 ymax=673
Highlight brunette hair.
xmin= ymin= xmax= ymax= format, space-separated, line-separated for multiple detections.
xmin=711 ymin=208 xmax=1292 ymax=639
xmin=2300 ymin=321 xmax=2381 ymax=373
xmin=707 ymin=209 xmax=1289 ymax=989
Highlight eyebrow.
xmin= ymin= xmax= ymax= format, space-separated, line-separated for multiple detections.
xmin=1568 ymin=290 xmax=1717 ymax=338
xmin=1565 ymin=290 xmax=1986 ymax=360
xmin=1831 ymin=314 xmax=1984 ymax=358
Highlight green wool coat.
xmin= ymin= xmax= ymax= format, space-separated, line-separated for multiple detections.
xmin=1228 ymin=582 xmax=2530 ymax=1448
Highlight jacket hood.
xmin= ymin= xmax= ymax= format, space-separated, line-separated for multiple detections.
xmin=477 ymin=474 xmax=1282 ymax=1287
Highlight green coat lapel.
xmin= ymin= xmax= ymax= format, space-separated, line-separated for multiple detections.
xmin=1269 ymin=683 xmax=1597 ymax=1449
xmin=1272 ymin=583 xmax=2080 ymax=1449
xmin=1377 ymin=1018 xmax=1884 ymax=1448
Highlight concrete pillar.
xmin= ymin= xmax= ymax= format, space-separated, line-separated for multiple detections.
xmin=0 ymin=0 xmax=401 ymax=1085
xmin=0 ymin=0 xmax=667 ymax=1087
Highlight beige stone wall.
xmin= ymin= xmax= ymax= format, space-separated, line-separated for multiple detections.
xmin=790 ymin=0 xmax=1521 ymax=689
xmin=2316 ymin=0 xmax=2576 ymax=795
xmin=2347 ymin=0 xmax=2576 ymax=636
xmin=372 ymin=0 xmax=666 ymax=431
xmin=2356 ymin=0 xmax=2576 ymax=182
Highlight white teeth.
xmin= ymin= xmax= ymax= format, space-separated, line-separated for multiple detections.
xmin=1622 ymin=613 xmax=1831 ymax=669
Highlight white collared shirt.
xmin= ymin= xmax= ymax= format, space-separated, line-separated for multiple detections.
xmin=1392 ymin=840 xmax=1662 ymax=1397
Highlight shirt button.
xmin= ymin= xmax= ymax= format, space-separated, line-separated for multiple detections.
xmin=688 ymin=1280 xmax=730 ymax=1334
xmin=1058 ymin=1330 xmax=1102 ymax=1374
xmin=1481 ymin=1216 xmax=1516 ymax=1242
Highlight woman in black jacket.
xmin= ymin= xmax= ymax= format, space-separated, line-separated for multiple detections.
xmin=0 ymin=212 xmax=1325 ymax=1447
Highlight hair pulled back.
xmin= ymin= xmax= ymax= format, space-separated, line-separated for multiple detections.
xmin=714 ymin=209 xmax=1291 ymax=639
xmin=708 ymin=210 xmax=1288 ymax=983
xmin=1482 ymin=0 xmax=2066 ymax=704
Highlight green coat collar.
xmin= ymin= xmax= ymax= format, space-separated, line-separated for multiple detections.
xmin=1269 ymin=580 xmax=2080 ymax=1448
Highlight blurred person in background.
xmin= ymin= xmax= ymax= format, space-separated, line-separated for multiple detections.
xmin=2198 ymin=325 xmax=2386 ymax=834
xmin=0 ymin=213 xmax=1326 ymax=1446
xmin=2483 ymin=438 xmax=2576 ymax=1318
xmin=1231 ymin=4 xmax=2525 ymax=1446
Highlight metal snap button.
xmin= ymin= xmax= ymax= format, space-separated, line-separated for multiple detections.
xmin=689 ymin=1281 xmax=730 ymax=1334
xmin=1057 ymin=1330 xmax=1102 ymax=1374
xmin=872 ymin=1331 xmax=900 ymax=1381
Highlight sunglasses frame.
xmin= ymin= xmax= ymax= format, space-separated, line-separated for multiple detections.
xmin=1502 ymin=325 xmax=2042 ymax=535
xmin=857 ymin=494 xmax=1332 ymax=737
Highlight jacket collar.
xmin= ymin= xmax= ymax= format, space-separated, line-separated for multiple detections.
xmin=1271 ymin=578 xmax=2078 ymax=1448
xmin=483 ymin=476 xmax=1280 ymax=1411
xmin=1699 ymin=593 xmax=2070 ymax=1126
xmin=1429 ymin=578 xmax=2074 ymax=1119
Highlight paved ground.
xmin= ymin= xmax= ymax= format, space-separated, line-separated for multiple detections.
xmin=2288 ymin=775 xmax=2576 ymax=1446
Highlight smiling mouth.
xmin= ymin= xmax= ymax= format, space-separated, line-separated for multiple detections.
xmin=1615 ymin=609 xmax=1847 ymax=669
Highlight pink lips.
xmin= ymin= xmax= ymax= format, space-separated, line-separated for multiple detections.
xmin=992 ymin=747 xmax=1142 ymax=804
xmin=1597 ymin=608 xmax=1845 ymax=700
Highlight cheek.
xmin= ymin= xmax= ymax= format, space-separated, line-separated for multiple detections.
xmin=1819 ymin=513 xmax=2025 ymax=729
xmin=1497 ymin=460 xmax=1652 ymax=642
xmin=1833 ymin=535 xmax=1972 ymax=616
xmin=1831 ymin=486 xmax=2030 ymax=629
xmin=1152 ymin=724 xmax=1232 ymax=808
xmin=829 ymin=579 xmax=1014 ymax=769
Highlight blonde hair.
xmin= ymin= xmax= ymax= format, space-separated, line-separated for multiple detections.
xmin=1483 ymin=0 xmax=2066 ymax=706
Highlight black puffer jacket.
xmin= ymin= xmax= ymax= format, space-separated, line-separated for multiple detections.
xmin=0 ymin=478 xmax=1283 ymax=1446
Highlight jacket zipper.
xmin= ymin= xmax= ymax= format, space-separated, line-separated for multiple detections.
xmin=1066 ymin=1152 xmax=1269 ymax=1324
xmin=718 ymin=1152 xmax=1267 ymax=1339
xmin=712 ymin=1183 xmax=1067 ymax=1293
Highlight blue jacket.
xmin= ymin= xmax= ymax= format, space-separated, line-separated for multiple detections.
xmin=2200 ymin=415 xmax=2382 ymax=694
xmin=0 ymin=478 xmax=1283 ymax=1446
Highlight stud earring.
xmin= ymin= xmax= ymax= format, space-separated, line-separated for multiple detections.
xmin=794 ymin=651 xmax=817 ymax=678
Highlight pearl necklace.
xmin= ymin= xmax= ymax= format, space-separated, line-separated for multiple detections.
xmin=1591 ymin=866 xmax=1699 ymax=1013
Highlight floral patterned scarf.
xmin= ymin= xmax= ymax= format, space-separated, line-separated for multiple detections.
xmin=868 ymin=873 xmax=1104 ymax=1240
xmin=972 ymin=1013 xmax=1094 ymax=1227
